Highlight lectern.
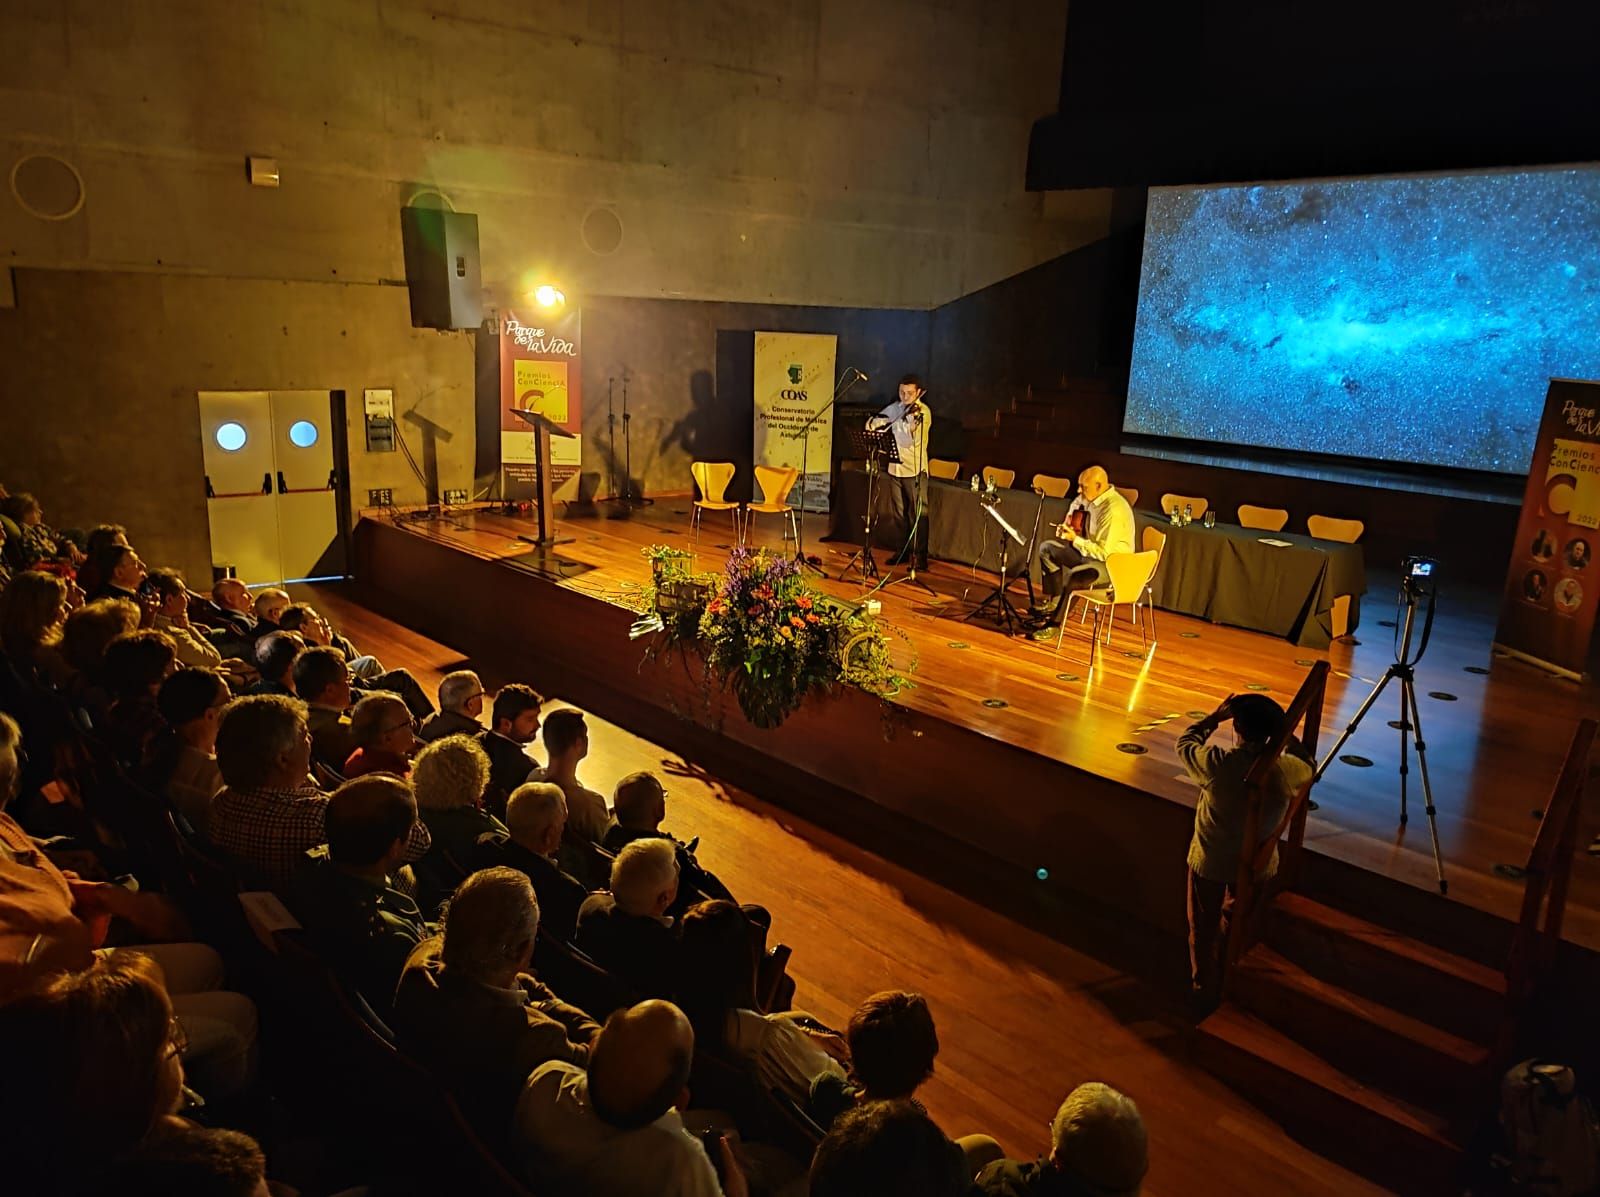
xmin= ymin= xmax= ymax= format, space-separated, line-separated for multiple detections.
xmin=509 ymin=408 xmax=576 ymax=548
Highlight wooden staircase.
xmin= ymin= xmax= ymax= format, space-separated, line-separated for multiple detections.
xmin=1196 ymin=891 xmax=1504 ymax=1196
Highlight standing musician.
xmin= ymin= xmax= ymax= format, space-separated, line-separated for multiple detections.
xmin=1029 ymin=464 xmax=1134 ymax=639
xmin=865 ymin=374 xmax=933 ymax=568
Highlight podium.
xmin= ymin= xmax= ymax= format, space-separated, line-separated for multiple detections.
xmin=509 ymin=408 xmax=576 ymax=548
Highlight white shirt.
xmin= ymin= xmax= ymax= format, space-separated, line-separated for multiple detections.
xmin=727 ymin=1008 xmax=846 ymax=1102
xmin=1068 ymin=486 xmax=1135 ymax=562
xmin=865 ymin=398 xmax=932 ymax=478
xmin=513 ymin=1060 xmax=722 ymax=1197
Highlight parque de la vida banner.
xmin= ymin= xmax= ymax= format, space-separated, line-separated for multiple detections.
xmin=753 ymin=331 xmax=838 ymax=510
xmin=498 ymin=308 xmax=582 ymax=500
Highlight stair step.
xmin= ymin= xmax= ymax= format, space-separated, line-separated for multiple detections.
xmin=1268 ymin=892 xmax=1506 ymax=1043
xmin=1197 ymin=1003 xmax=1463 ymax=1195
xmin=1231 ymin=944 xmax=1492 ymax=1116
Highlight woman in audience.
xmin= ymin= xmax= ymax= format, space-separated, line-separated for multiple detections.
xmin=0 ymin=567 xmax=69 ymax=681
xmin=674 ymin=898 xmax=846 ymax=1103
xmin=100 ymin=629 xmax=179 ymax=765
xmin=0 ymin=952 xmax=189 ymax=1195
xmin=410 ymin=733 xmax=506 ymax=913
xmin=59 ymin=596 xmax=141 ymax=715
xmin=0 ymin=492 xmax=78 ymax=572
xmin=150 ymin=667 xmax=230 ymax=833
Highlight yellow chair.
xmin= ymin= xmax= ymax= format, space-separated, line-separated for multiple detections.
xmin=690 ymin=461 xmax=744 ymax=545
xmin=1238 ymin=504 xmax=1289 ymax=532
xmin=1307 ymin=516 xmax=1366 ymax=639
xmin=1084 ymin=525 xmax=1167 ymax=629
xmin=1160 ymin=493 xmax=1209 ymax=519
xmin=928 ymin=458 xmax=961 ymax=480
xmin=981 ymin=466 xmax=1016 ymax=490
xmin=1060 ymin=549 xmax=1161 ymax=672
xmin=1120 ymin=486 xmax=1140 ymax=508
xmin=1031 ymin=473 xmax=1073 ymax=498
xmin=748 ymin=465 xmax=799 ymax=546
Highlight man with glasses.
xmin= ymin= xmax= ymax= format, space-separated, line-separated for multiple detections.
xmin=343 ymin=692 xmax=420 ymax=780
xmin=421 ymin=669 xmax=487 ymax=742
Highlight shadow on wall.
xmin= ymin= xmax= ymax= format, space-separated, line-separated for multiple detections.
xmin=664 ymin=363 xmax=755 ymax=501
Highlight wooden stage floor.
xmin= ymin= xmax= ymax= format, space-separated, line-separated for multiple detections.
xmin=363 ymin=501 xmax=1600 ymax=953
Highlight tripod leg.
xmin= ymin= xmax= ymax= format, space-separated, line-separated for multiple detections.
xmin=1314 ymin=669 xmax=1396 ymax=781
xmin=1404 ymin=680 xmax=1449 ymax=895
xmin=1398 ymin=685 xmax=1410 ymax=826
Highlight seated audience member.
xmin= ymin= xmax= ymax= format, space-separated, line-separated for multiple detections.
xmin=289 ymin=774 xmax=433 ymax=1012
xmin=676 ymin=899 xmax=844 ymax=1103
xmin=207 ymin=694 xmax=431 ymax=889
xmin=477 ymin=682 xmax=544 ymax=820
xmin=512 ymin=999 xmax=748 ymax=1197
xmin=146 ymin=568 xmax=251 ymax=686
xmin=203 ymin=578 xmax=258 ymax=646
xmin=245 ymin=630 xmax=302 ymax=697
xmin=604 ymin=770 xmax=741 ymax=908
xmin=0 ymin=715 xmax=258 ymax=1097
xmin=59 ymin=596 xmax=141 ymax=710
xmin=87 ymin=543 xmax=150 ymax=608
xmin=0 ymin=567 xmax=69 ymax=682
xmin=84 ymin=1123 xmax=271 ymax=1197
xmin=542 ymin=707 xmax=612 ymax=845
xmin=978 ymin=1083 xmax=1147 ymax=1197
xmin=420 ymin=668 xmax=486 ymax=741
xmin=0 ymin=492 xmax=76 ymax=572
xmin=293 ymin=645 xmax=355 ymax=771
xmin=410 ymin=733 xmax=505 ymax=913
xmin=99 ymin=629 xmax=178 ymax=766
xmin=575 ymin=837 xmax=680 ymax=997
xmin=251 ymin=586 xmax=292 ymax=630
xmin=476 ymin=780 xmax=589 ymax=943
xmin=0 ymin=953 xmax=190 ymax=1195
xmin=1179 ymin=694 xmax=1313 ymax=998
xmin=278 ymin=599 xmax=435 ymax=717
xmin=152 ymin=668 xmax=230 ymax=833
xmin=394 ymin=866 xmax=600 ymax=1127
xmin=343 ymin=691 xmax=419 ymax=780
xmin=71 ymin=524 xmax=130 ymax=596
xmin=810 ymin=1100 xmax=971 ymax=1197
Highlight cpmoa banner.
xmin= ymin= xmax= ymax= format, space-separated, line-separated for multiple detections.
xmin=499 ymin=308 xmax=582 ymax=500
xmin=753 ymin=331 xmax=838 ymax=510
xmin=1493 ymin=378 xmax=1600 ymax=680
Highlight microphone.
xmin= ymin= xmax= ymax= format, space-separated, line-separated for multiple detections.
xmin=853 ymin=368 xmax=870 ymax=382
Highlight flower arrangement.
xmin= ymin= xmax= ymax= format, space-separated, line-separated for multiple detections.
xmin=635 ymin=544 xmax=903 ymax=728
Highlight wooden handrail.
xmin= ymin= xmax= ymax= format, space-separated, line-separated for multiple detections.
xmin=1500 ymin=718 xmax=1595 ymax=1059
xmin=1221 ymin=661 xmax=1330 ymax=982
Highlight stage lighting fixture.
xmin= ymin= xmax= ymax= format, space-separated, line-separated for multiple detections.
xmin=532 ymin=284 xmax=566 ymax=309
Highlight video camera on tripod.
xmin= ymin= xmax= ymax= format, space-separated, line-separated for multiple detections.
xmin=1402 ymin=555 xmax=1439 ymax=602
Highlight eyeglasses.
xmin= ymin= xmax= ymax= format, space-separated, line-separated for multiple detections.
xmin=165 ymin=1015 xmax=188 ymax=1060
xmin=381 ymin=716 xmax=420 ymax=736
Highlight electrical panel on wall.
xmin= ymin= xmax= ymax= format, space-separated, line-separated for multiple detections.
xmin=364 ymin=388 xmax=395 ymax=453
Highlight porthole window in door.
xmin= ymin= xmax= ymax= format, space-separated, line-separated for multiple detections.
xmin=288 ymin=420 xmax=319 ymax=448
xmin=215 ymin=422 xmax=248 ymax=452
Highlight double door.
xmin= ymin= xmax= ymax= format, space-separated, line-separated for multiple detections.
xmin=199 ymin=390 xmax=347 ymax=585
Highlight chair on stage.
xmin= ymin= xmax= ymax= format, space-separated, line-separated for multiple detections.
xmin=1031 ymin=472 xmax=1073 ymax=498
xmin=748 ymin=465 xmax=800 ymax=548
xmin=1307 ymin=516 xmax=1366 ymax=639
xmin=1237 ymin=504 xmax=1289 ymax=531
xmin=691 ymin=461 xmax=745 ymax=546
xmin=1160 ymin=492 xmax=1208 ymax=519
xmin=1120 ymin=486 xmax=1140 ymax=508
xmin=1060 ymin=549 xmax=1160 ymax=673
xmin=929 ymin=458 xmax=961 ymax=480
xmin=1135 ymin=525 xmax=1167 ymax=627
xmin=981 ymin=466 xmax=1016 ymax=490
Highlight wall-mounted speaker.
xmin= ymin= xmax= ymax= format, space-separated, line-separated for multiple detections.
xmin=399 ymin=207 xmax=482 ymax=330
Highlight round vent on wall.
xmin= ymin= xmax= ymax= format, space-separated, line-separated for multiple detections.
xmin=582 ymin=205 xmax=623 ymax=256
xmin=10 ymin=153 xmax=85 ymax=221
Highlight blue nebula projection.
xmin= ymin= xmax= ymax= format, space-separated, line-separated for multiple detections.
xmin=1123 ymin=168 xmax=1600 ymax=473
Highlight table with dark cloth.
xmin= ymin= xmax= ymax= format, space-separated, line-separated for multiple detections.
xmin=826 ymin=467 xmax=1365 ymax=647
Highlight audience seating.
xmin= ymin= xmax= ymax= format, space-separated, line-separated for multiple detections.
xmin=1031 ymin=473 xmax=1073 ymax=498
xmin=981 ymin=465 xmax=1016 ymax=490
xmin=1237 ymin=504 xmax=1289 ymax=532
xmin=1160 ymin=492 xmax=1209 ymax=518
xmin=928 ymin=458 xmax=961 ymax=480
xmin=690 ymin=461 xmax=745 ymax=545
xmin=747 ymin=465 xmax=800 ymax=546
xmin=1307 ymin=516 xmax=1365 ymax=638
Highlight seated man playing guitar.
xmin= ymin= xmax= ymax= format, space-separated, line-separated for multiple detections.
xmin=1029 ymin=465 xmax=1135 ymax=639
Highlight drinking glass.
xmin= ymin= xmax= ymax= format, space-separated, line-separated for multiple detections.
xmin=1204 ymin=510 xmax=1216 ymax=529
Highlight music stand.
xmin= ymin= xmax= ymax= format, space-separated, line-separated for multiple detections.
xmin=965 ymin=498 xmax=1028 ymax=635
xmin=838 ymin=425 xmax=899 ymax=583
xmin=509 ymin=408 xmax=576 ymax=549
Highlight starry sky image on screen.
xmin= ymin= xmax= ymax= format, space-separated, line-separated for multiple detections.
xmin=1122 ymin=167 xmax=1600 ymax=473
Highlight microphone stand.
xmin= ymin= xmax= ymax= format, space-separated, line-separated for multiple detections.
xmin=606 ymin=377 xmax=620 ymax=501
xmin=785 ymin=367 xmax=865 ymax=576
xmin=621 ymin=370 xmax=651 ymax=507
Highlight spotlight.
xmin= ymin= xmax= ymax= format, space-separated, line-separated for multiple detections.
xmin=532 ymin=284 xmax=566 ymax=309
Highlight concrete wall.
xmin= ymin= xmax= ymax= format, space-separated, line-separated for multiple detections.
xmin=0 ymin=269 xmax=470 ymax=585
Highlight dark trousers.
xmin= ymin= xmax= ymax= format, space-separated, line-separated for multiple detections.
xmin=879 ymin=472 xmax=929 ymax=567
xmin=1186 ymin=868 xmax=1235 ymax=994
xmin=355 ymin=667 xmax=435 ymax=720
xmin=1035 ymin=539 xmax=1108 ymax=618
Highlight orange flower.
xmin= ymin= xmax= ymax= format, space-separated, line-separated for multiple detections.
xmin=805 ymin=612 xmax=820 ymax=623
xmin=796 ymin=595 xmax=813 ymax=610
xmin=790 ymin=615 xmax=806 ymax=628
xmin=779 ymin=625 xmax=793 ymax=639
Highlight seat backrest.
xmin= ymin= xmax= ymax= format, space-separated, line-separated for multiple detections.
xmin=753 ymin=464 xmax=798 ymax=507
xmin=1031 ymin=473 xmax=1073 ymax=498
xmin=1237 ymin=504 xmax=1289 ymax=532
xmin=1160 ymin=492 xmax=1208 ymax=518
xmin=1120 ymin=486 xmax=1140 ymax=508
xmin=1307 ymin=515 xmax=1365 ymax=543
xmin=1106 ymin=550 xmax=1160 ymax=602
xmin=928 ymin=458 xmax=960 ymax=480
xmin=532 ymin=929 xmax=636 ymax=1021
xmin=691 ymin=461 xmax=736 ymax=503
xmin=1141 ymin=525 xmax=1167 ymax=558
xmin=981 ymin=466 xmax=1016 ymax=489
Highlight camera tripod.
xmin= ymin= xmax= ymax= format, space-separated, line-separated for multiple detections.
xmin=1314 ymin=565 xmax=1447 ymax=895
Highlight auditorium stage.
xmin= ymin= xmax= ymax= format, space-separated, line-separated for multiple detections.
xmin=351 ymin=501 xmax=1600 ymax=959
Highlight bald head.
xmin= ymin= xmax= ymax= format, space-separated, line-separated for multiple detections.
xmin=1077 ymin=465 xmax=1111 ymax=502
xmin=586 ymin=1000 xmax=695 ymax=1130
